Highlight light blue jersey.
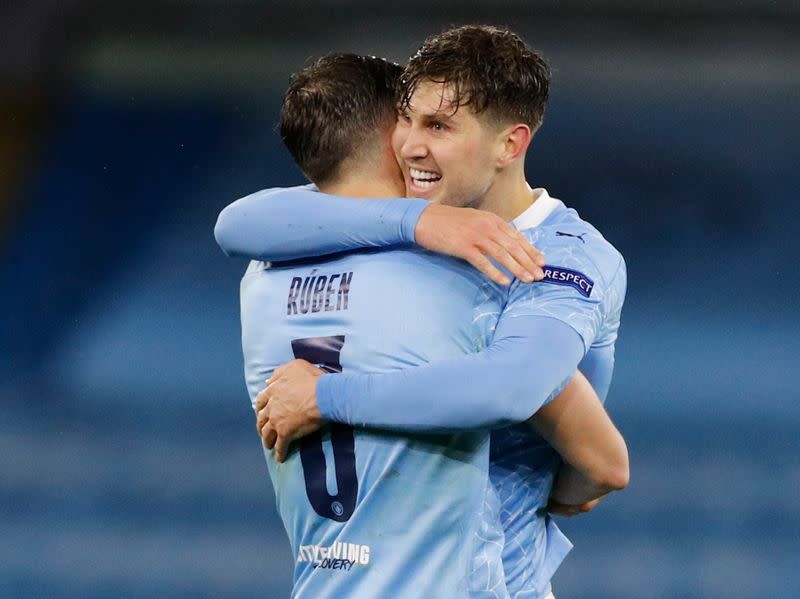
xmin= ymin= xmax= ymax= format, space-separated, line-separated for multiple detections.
xmin=240 ymin=248 xmax=509 ymax=599
xmin=223 ymin=187 xmax=627 ymax=599
xmin=488 ymin=190 xmax=626 ymax=598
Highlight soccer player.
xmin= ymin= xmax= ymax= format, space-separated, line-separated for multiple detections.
xmin=217 ymin=26 xmax=628 ymax=599
xmin=234 ymin=53 xmax=518 ymax=599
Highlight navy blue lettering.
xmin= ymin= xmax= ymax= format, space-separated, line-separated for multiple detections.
xmin=288 ymin=272 xmax=353 ymax=316
xmin=337 ymin=272 xmax=353 ymax=310
xmin=324 ymin=274 xmax=340 ymax=311
xmin=315 ymin=558 xmax=355 ymax=571
xmin=299 ymin=276 xmax=314 ymax=314
xmin=311 ymin=276 xmax=327 ymax=313
xmin=541 ymin=265 xmax=594 ymax=297
xmin=287 ymin=277 xmax=302 ymax=315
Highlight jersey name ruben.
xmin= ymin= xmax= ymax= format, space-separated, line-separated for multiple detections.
xmin=236 ymin=188 xmax=625 ymax=599
xmin=287 ymin=270 xmax=353 ymax=315
xmin=240 ymin=248 xmax=507 ymax=599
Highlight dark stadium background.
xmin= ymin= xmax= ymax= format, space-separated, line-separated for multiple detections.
xmin=2 ymin=2 xmax=798 ymax=598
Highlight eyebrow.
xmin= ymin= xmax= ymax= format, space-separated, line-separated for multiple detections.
xmin=405 ymin=106 xmax=459 ymax=124
xmin=423 ymin=112 xmax=455 ymax=123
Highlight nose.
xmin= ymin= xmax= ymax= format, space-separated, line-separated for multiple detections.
xmin=399 ymin=123 xmax=428 ymax=162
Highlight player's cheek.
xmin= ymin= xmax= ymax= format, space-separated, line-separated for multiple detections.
xmin=390 ymin=125 xmax=409 ymax=157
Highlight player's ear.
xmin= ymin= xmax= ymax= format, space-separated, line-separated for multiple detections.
xmin=495 ymin=123 xmax=532 ymax=167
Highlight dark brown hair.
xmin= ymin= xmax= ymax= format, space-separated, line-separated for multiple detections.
xmin=279 ymin=53 xmax=402 ymax=185
xmin=400 ymin=25 xmax=550 ymax=132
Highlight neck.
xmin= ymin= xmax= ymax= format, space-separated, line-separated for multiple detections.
xmin=475 ymin=166 xmax=535 ymax=221
xmin=321 ymin=176 xmax=401 ymax=199
xmin=319 ymin=142 xmax=405 ymax=199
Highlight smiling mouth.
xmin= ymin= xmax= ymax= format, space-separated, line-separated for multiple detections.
xmin=409 ymin=167 xmax=442 ymax=189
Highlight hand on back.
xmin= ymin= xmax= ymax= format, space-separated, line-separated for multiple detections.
xmin=415 ymin=204 xmax=545 ymax=286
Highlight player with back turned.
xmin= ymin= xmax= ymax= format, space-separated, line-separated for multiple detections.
xmin=218 ymin=26 xmax=628 ymax=599
xmin=237 ymin=54 xmax=522 ymax=599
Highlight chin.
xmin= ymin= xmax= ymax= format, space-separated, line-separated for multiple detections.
xmin=434 ymin=194 xmax=470 ymax=208
xmin=423 ymin=186 xmax=451 ymax=205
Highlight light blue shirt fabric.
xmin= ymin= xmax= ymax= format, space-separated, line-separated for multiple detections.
xmin=222 ymin=186 xmax=626 ymax=599
xmin=486 ymin=204 xmax=626 ymax=597
xmin=216 ymin=184 xmax=427 ymax=260
xmin=240 ymin=248 xmax=510 ymax=599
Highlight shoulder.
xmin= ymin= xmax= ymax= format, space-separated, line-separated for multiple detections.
xmin=235 ymin=183 xmax=317 ymax=203
xmin=243 ymin=259 xmax=270 ymax=277
xmin=524 ymin=204 xmax=624 ymax=288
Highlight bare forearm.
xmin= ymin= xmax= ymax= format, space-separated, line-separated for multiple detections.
xmin=529 ymin=371 xmax=629 ymax=506
xmin=550 ymin=462 xmax=614 ymax=506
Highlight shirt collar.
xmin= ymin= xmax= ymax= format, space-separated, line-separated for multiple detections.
xmin=512 ymin=188 xmax=560 ymax=230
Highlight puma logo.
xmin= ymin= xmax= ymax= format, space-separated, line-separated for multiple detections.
xmin=556 ymin=231 xmax=586 ymax=243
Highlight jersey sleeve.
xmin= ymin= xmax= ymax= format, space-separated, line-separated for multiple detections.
xmin=316 ymin=315 xmax=585 ymax=432
xmin=577 ymin=344 xmax=616 ymax=403
xmin=502 ymin=231 xmax=627 ymax=354
xmin=213 ymin=186 xmax=430 ymax=261
xmin=314 ymin=232 xmax=625 ymax=432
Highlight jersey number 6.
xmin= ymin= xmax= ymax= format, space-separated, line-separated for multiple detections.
xmin=291 ymin=336 xmax=358 ymax=522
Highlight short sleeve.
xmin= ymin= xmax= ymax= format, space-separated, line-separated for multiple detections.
xmin=502 ymin=231 xmax=625 ymax=354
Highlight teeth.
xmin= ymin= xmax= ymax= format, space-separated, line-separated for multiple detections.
xmin=410 ymin=168 xmax=441 ymax=181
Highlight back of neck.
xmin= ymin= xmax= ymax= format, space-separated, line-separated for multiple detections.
xmin=320 ymin=177 xmax=401 ymax=199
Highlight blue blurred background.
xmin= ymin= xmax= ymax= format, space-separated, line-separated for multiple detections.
xmin=1 ymin=2 xmax=798 ymax=598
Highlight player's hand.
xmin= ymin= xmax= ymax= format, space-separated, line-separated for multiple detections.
xmin=414 ymin=203 xmax=545 ymax=286
xmin=256 ymin=359 xmax=326 ymax=463
xmin=547 ymin=497 xmax=602 ymax=517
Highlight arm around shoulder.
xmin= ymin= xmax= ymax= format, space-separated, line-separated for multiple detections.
xmin=317 ymin=315 xmax=586 ymax=431
xmin=214 ymin=186 xmax=428 ymax=261
xmin=530 ymin=371 xmax=629 ymax=506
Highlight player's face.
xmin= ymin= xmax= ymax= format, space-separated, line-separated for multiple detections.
xmin=392 ymin=81 xmax=502 ymax=207
xmin=383 ymin=122 xmax=407 ymax=195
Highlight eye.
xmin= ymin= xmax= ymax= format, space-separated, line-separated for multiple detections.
xmin=398 ymin=111 xmax=411 ymax=124
xmin=430 ymin=121 xmax=446 ymax=132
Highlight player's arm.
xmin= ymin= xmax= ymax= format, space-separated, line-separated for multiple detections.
xmin=546 ymin=344 xmax=626 ymax=514
xmin=214 ymin=186 xmax=544 ymax=285
xmin=318 ymin=315 xmax=582 ymax=430
xmin=260 ymin=314 xmax=586 ymax=462
xmin=260 ymin=314 xmax=583 ymax=459
xmin=527 ymin=371 xmax=629 ymax=509
xmin=260 ymin=243 xmax=626 ymax=459
xmin=306 ymin=247 xmax=625 ymax=433
xmin=214 ymin=186 xmax=425 ymax=259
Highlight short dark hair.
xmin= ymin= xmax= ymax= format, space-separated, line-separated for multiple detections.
xmin=400 ymin=25 xmax=550 ymax=132
xmin=279 ymin=53 xmax=402 ymax=185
